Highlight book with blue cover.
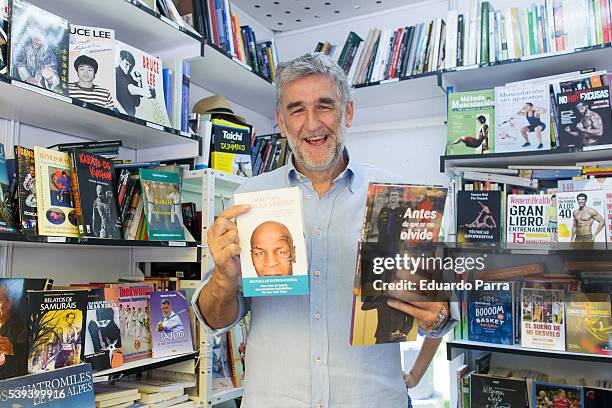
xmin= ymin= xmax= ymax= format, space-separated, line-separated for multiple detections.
xmin=0 ymin=363 xmax=94 ymax=407
xmin=468 ymin=281 xmax=515 ymax=344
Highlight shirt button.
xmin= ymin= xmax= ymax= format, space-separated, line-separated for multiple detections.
xmin=314 ymin=312 xmax=321 ymax=320
xmin=315 ymin=357 xmax=321 ymax=365
xmin=315 ymin=404 xmax=322 ymax=408
xmin=315 ymin=270 xmax=321 ymax=276
xmin=315 ymin=228 xmax=321 ymax=236
xmin=306 ymin=193 xmax=312 ymax=199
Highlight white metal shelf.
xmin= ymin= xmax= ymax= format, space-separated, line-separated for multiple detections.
xmin=0 ymin=76 xmax=199 ymax=151
xmin=92 ymin=351 xmax=198 ymax=379
xmin=188 ymin=43 xmax=276 ymax=118
xmin=27 ymin=0 xmax=202 ymax=55
xmin=447 ymin=340 xmax=612 ymax=364
xmin=209 ymin=387 xmax=243 ymax=405
xmin=442 ymin=43 xmax=612 ymax=91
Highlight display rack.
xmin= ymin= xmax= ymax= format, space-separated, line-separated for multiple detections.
xmin=0 ymin=231 xmax=198 ymax=248
xmin=0 ymin=75 xmax=199 ymax=150
xmin=182 ymin=169 xmax=246 ymax=407
xmin=27 ymin=0 xmax=202 ymax=53
xmin=440 ymin=145 xmax=612 ymax=173
xmin=92 ymin=352 xmax=199 ymax=380
xmin=188 ymin=42 xmax=276 ymax=118
xmin=447 ymin=340 xmax=611 ymax=364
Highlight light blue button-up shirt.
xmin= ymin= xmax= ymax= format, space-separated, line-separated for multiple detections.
xmin=192 ymin=152 xmax=457 ymax=408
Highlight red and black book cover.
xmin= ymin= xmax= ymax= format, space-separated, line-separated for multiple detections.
xmin=71 ymin=148 xmax=121 ymax=239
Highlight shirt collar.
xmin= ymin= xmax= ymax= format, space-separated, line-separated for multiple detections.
xmin=286 ymin=147 xmax=362 ymax=193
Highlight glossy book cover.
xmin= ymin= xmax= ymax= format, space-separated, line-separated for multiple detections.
xmin=234 ymin=187 xmax=308 ymax=297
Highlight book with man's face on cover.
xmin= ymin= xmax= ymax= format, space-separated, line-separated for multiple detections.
xmin=69 ymin=25 xmax=116 ymax=109
xmin=149 ymin=290 xmax=193 ymax=358
xmin=9 ymin=0 xmax=69 ymax=95
xmin=0 ymin=278 xmax=52 ymax=380
xmin=115 ymin=40 xmax=171 ymax=127
xmin=351 ymin=183 xmax=447 ymax=346
xmin=234 ymin=187 xmax=309 ymax=297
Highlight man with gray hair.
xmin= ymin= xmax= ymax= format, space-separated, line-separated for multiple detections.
xmin=193 ymin=53 xmax=456 ymax=407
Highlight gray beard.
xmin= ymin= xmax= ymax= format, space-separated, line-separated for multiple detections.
xmin=286 ymin=123 xmax=346 ymax=172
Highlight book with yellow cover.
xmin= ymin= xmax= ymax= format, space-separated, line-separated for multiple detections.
xmin=210 ymin=119 xmax=252 ymax=177
xmin=34 ymin=146 xmax=79 ymax=237
xmin=566 ymin=293 xmax=611 ymax=355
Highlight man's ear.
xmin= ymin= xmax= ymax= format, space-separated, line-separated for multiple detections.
xmin=344 ymin=100 xmax=354 ymax=128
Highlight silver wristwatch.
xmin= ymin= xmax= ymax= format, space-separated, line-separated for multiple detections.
xmin=429 ymin=304 xmax=449 ymax=334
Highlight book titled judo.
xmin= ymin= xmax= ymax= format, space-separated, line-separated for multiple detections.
xmin=149 ymin=290 xmax=193 ymax=358
xmin=234 ymin=187 xmax=308 ymax=297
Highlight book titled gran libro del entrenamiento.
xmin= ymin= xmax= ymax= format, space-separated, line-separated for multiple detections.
xmin=234 ymin=187 xmax=308 ymax=297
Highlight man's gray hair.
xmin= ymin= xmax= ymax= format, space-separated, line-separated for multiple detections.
xmin=275 ymin=53 xmax=352 ymax=112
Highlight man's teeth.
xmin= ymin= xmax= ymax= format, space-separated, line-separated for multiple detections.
xmin=306 ymin=136 xmax=325 ymax=141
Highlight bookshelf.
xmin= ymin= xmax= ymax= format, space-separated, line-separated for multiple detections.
xmin=182 ymin=169 xmax=245 ymax=407
xmin=0 ymin=75 xmax=200 ymax=151
xmin=441 ymin=43 xmax=612 ymax=91
xmin=208 ymin=387 xmax=244 ymax=406
xmin=188 ymin=42 xmax=277 ymax=118
xmin=92 ymin=351 xmax=199 ymax=381
xmin=439 ymin=146 xmax=612 ymax=173
xmin=27 ymin=0 xmax=202 ymax=54
xmin=0 ymin=232 xmax=198 ymax=248
xmin=447 ymin=340 xmax=611 ymax=364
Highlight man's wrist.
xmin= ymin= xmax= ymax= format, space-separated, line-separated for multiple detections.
xmin=428 ymin=303 xmax=449 ymax=334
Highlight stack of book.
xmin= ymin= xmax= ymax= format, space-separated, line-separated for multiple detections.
xmin=0 ymin=277 xmax=196 ymax=381
xmin=113 ymin=376 xmax=197 ymax=407
xmin=189 ymin=0 xmax=278 ymax=81
xmin=1 ymin=0 xmax=192 ymax=131
xmin=318 ymin=0 xmax=612 ymax=86
xmin=251 ymin=135 xmax=291 ymax=176
xmin=3 ymin=141 xmax=189 ymax=241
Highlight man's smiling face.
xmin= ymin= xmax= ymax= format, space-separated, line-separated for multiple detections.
xmin=277 ymin=73 xmax=353 ymax=172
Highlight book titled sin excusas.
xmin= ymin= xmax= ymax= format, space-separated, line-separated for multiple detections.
xmin=234 ymin=187 xmax=308 ymax=297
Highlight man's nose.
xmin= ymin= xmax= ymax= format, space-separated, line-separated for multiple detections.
xmin=304 ymin=109 xmax=322 ymax=132
xmin=264 ymin=252 xmax=280 ymax=266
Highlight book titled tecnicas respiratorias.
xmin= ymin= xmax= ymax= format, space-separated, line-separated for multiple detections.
xmin=234 ymin=187 xmax=308 ymax=297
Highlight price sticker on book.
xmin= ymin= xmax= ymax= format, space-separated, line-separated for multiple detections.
xmin=146 ymin=121 xmax=164 ymax=131
xmin=380 ymin=77 xmax=399 ymax=85
xmin=12 ymin=80 xmax=72 ymax=103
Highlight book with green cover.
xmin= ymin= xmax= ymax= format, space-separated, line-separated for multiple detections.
xmin=447 ymin=89 xmax=495 ymax=155
xmin=139 ymin=168 xmax=184 ymax=241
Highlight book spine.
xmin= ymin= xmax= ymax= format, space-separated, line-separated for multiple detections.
xmin=602 ymin=0 xmax=612 ymax=43
xmin=456 ymin=15 xmax=464 ymax=66
xmin=70 ymin=152 xmax=84 ymax=237
xmin=162 ymin=68 xmax=173 ymax=122
xmin=181 ymin=62 xmax=190 ymax=133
